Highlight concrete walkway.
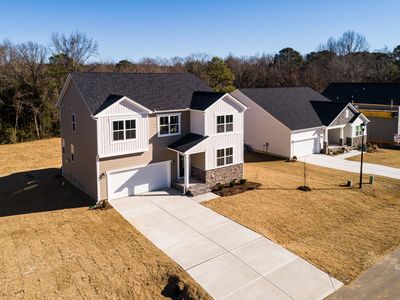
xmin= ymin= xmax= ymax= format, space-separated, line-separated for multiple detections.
xmin=328 ymin=247 xmax=400 ymax=299
xmin=110 ymin=189 xmax=342 ymax=299
xmin=298 ymin=151 xmax=400 ymax=180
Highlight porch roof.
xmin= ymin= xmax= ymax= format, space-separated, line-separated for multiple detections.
xmin=168 ymin=133 xmax=208 ymax=153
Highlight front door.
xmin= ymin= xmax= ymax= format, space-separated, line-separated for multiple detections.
xmin=178 ymin=154 xmax=184 ymax=178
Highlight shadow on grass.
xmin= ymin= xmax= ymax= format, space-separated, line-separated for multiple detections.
xmin=244 ymin=151 xmax=284 ymax=163
xmin=0 ymin=168 xmax=95 ymax=217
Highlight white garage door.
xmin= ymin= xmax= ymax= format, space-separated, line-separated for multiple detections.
xmin=293 ymin=138 xmax=319 ymax=157
xmin=108 ymin=161 xmax=170 ymax=200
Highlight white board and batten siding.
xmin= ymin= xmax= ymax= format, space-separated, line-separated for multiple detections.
xmin=202 ymin=95 xmax=245 ymax=170
xmin=96 ymin=99 xmax=150 ymax=158
xmin=190 ymin=110 xmax=205 ymax=135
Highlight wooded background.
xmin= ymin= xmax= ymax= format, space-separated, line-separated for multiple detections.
xmin=1 ymin=30 xmax=399 ymax=144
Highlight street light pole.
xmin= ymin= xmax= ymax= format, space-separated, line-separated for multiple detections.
xmin=359 ymin=123 xmax=365 ymax=189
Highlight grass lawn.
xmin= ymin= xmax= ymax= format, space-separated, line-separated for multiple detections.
xmin=0 ymin=138 xmax=209 ymax=299
xmin=204 ymin=152 xmax=400 ymax=284
xmin=346 ymin=149 xmax=400 ymax=169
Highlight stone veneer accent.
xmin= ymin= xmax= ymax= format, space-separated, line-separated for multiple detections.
xmin=347 ymin=135 xmax=366 ymax=147
xmin=191 ymin=164 xmax=244 ymax=187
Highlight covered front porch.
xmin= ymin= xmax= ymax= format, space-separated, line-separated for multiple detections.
xmin=322 ymin=125 xmax=350 ymax=153
xmin=167 ymin=133 xmax=210 ymax=196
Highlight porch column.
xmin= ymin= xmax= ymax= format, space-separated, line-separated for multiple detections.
xmin=323 ymin=128 xmax=329 ymax=154
xmin=184 ymin=153 xmax=190 ymax=193
xmin=339 ymin=127 xmax=344 ymax=146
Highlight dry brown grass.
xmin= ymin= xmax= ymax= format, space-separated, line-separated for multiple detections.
xmin=0 ymin=138 xmax=61 ymax=176
xmin=347 ymin=149 xmax=400 ymax=169
xmin=204 ymin=152 xmax=400 ymax=284
xmin=0 ymin=139 xmax=210 ymax=299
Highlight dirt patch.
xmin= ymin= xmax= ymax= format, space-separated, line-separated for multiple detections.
xmin=212 ymin=181 xmax=261 ymax=196
xmin=204 ymin=151 xmax=400 ymax=284
xmin=0 ymin=139 xmax=210 ymax=299
xmin=347 ymin=149 xmax=400 ymax=169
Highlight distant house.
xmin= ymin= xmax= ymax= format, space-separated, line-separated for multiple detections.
xmin=323 ymin=83 xmax=400 ymax=144
xmin=57 ymin=72 xmax=247 ymax=202
xmin=232 ymin=87 xmax=369 ymax=158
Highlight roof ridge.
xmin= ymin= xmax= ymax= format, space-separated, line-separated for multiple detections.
xmin=70 ymin=71 xmax=194 ymax=75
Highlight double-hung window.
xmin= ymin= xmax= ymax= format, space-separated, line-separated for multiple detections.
xmin=72 ymin=113 xmax=76 ymax=132
xmin=216 ymin=115 xmax=233 ymax=133
xmin=62 ymin=138 xmax=65 ymax=154
xmin=216 ymin=147 xmax=233 ymax=167
xmin=158 ymin=114 xmax=180 ymax=136
xmin=71 ymin=144 xmax=75 ymax=162
xmin=355 ymin=125 xmax=363 ymax=136
xmin=112 ymin=119 xmax=136 ymax=141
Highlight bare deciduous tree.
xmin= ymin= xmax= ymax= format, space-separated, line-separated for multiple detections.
xmin=319 ymin=30 xmax=370 ymax=55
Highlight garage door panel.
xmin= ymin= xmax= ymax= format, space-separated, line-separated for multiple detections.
xmin=293 ymin=138 xmax=319 ymax=157
xmin=108 ymin=161 xmax=170 ymax=200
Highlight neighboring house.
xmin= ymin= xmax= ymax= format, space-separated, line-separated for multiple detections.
xmin=231 ymin=87 xmax=369 ymax=158
xmin=323 ymin=82 xmax=400 ymax=144
xmin=57 ymin=72 xmax=247 ymax=202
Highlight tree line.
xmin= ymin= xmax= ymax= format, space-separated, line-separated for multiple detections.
xmin=1 ymin=30 xmax=399 ymax=144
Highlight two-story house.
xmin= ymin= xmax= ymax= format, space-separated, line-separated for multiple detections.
xmin=57 ymin=72 xmax=247 ymax=202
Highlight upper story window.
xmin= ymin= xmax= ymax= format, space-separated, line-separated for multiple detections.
xmin=72 ymin=113 xmax=76 ymax=132
xmin=158 ymin=114 xmax=181 ymax=137
xmin=62 ymin=138 xmax=65 ymax=154
xmin=71 ymin=144 xmax=75 ymax=162
xmin=216 ymin=147 xmax=233 ymax=167
xmin=216 ymin=115 xmax=233 ymax=133
xmin=112 ymin=119 xmax=137 ymax=141
xmin=345 ymin=109 xmax=350 ymax=118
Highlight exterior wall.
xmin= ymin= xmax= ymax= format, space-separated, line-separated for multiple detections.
xmin=191 ymin=164 xmax=243 ymax=187
xmin=351 ymin=117 xmax=368 ymax=137
xmin=59 ymin=80 xmax=98 ymax=200
xmin=328 ymin=128 xmax=341 ymax=143
xmin=190 ymin=152 xmax=205 ymax=169
xmin=231 ymin=90 xmax=292 ymax=158
xmin=98 ymin=111 xmax=190 ymax=200
xmin=190 ymin=110 xmax=205 ymax=135
xmin=96 ymin=99 xmax=150 ymax=157
xmin=367 ymin=117 xmax=398 ymax=143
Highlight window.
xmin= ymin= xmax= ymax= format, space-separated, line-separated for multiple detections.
xmin=216 ymin=147 xmax=233 ymax=167
xmin=355 ymin=125 xmax=363 ymax=136
xmin=62 ymin=138 xmax=65 ymax=154
xmin=112 ymin=119 xmax=136 ymax=141
xmin=158 ymin=114 xmax=180 ymax=136
xmin=71 ymin=144 xmax=75 ymax=162
xmin=345 ymin=109 xmax=349 ymax=118
xmin=216 ymin=115 xmax=233 ymax=133
xmin=72 ymin=113 xmax=76 ymax=132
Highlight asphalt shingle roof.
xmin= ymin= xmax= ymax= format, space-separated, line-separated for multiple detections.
xmin=239 ymin=87 xmax=334 ymax=130
xmin=322 ymin=82 xmax=400 ymax=105
xmin=310 ymin=101 xmax=349 ymax=125
xmin=70 ymin=72 xmax=213 ymax=115
xmin=190 ymin=91 xmax=225 ymax=110
xmin=168 ymin=133 xmax=208 ymax=153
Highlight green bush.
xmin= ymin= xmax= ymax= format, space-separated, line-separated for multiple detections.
xmin=217 ymin=183 xmax=225 ymax=190
xmin=229 ymin=179 xmax=236 ymax=187
xmin=239 ymin=178 xmax=247 ymax=185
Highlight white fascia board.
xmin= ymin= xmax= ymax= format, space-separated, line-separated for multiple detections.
xmin=55 ymin=74 xmax=72 ymax=108
xmin=95 ymin=96 xmax=153 ymax=117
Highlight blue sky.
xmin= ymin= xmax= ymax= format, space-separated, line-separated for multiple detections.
xmin=2 ymin=0 xmax=400 ymax=62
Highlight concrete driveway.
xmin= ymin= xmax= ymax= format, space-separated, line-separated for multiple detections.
xmin=110 ymin=190 xmax=342 ymax=299
xmin=298 ymin=151 xmax=400 ymax=180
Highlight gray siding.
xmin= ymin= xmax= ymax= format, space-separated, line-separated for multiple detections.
xmin=367 ymin=117 xmax=399 ymax=143
xmin=60 ymin=80 xmax=98 ymax=200
xmin=330 ymin=108 xmax=355 ymax=126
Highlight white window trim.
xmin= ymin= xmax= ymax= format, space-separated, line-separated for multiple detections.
xmin=215 ymin=146 xmax=234 ymax=168
xmin=157 ymin=113 xmax=181 ymax=137
xmin=72 ymin=113 xmax=76 ymax=132
xmin=71 ymin=144 xmax=75 ymax=162
xmin=109 ymin=117 xmax=138 ymax=144
xmin=215 ymin=114 xmax=234 ymax=134
xmin=354 ymin=125 xmax=364 ymax=137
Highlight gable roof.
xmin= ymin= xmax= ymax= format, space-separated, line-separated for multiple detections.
xmin=190 ymin=91 xmax=226 ymax=110
xmin=168 ymin=133 xmax=208 ymax=153
xmin=310 ymin=101 xmax=349 ymax=126
xmin=69 ymin=72 xmax=213 ymax=115
xmin=322 ymin=82 xmax=400 ymax=105
xmin=238 ymin=87 xmax=333 ymax=130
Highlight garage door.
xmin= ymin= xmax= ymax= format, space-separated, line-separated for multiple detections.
xmin=108 ymin=161 xmax=170 ymax=200
xmin=293 ymin=138 xmax=319 ymax=157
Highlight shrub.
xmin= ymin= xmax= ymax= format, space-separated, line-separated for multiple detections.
xmin=229 ymin=179 xmax=236 ymax=187
xmin=292 ymin=156 xmax=298 ymax=161
xmin=217 ymin=183 xmax=225 ymax=190
xmin=239 ymin=178 xmax=247 ymax=185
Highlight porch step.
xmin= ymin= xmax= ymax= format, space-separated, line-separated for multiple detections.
xmin=171 ymin=180 xmax=211 ymax=197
